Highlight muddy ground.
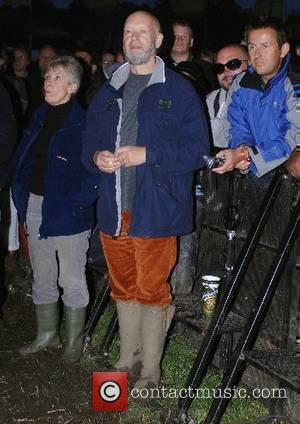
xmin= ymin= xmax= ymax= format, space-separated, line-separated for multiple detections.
xmin=1 ymin=287 xmax=112 ymax=423
xmin=0 ymin=261 xmax=159 ymax=424
xmin=0 ymin=259 xmax=208 ymax=424
xmin=0 ymin=258 xmax=285 ymax=424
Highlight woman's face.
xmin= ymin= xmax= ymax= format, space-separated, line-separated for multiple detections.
xmin=44 ymin=65 xmax=77 ymax=106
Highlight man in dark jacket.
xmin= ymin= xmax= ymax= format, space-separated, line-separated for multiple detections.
xmin=82 ymin=11 xmax=209 ymax=390
xmin=165 ymin=18 xmax=218 ymax=94
xmin=0 ymin=81 xmax=17 ymax=193
xmin=0 ymin=81 xmax=17 ymax=318
xmin=0 ymin=81 xmax=17 ymax=244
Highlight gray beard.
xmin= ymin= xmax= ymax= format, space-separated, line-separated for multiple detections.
xmin=124 ymin=44 xmax=156 ymax=65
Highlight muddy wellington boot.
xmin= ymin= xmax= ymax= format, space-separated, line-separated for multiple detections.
xmin=134 ymin=304 xmax=175 ymax=390
xmin=115 ymin=302 xmax=143 ymax=383
xmin=61 ymin=306 xmax=86 ymax=363
xmin=19 ymin=303 xmax=61 ymax=354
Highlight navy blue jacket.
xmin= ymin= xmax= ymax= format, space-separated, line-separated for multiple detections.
xmin=12 ymin=100 xmax=96 ymax=238
xmin=82 ymin=58 xmax=210 ymax=237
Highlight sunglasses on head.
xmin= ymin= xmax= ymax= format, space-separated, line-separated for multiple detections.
xmin=213 ymin=58 xmax=248 ymax=74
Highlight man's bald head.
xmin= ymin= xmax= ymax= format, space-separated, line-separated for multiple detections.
xmin=215 ymin=44 xmax=249 ymax=90
xmin=215 ymin=44 xmax=249 ymax=64
xmin=125 ymin=11 xmax=162 ymax=35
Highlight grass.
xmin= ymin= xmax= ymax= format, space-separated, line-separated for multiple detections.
xmin=87 ymin=301 xmax=270 ymax=423
xmin=161 ymin=337 xmax=267 ymax=423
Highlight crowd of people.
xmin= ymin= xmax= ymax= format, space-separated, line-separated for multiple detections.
xmin=0 ymin=10 xmax=300 ymax=392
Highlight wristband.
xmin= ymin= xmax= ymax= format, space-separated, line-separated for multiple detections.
xmin=238 ymin=146 xmax=249 ymax=162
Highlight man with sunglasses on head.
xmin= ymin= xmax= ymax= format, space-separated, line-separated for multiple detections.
xmin=207 ymin=44 xmax=249 ymax=148
xmin=212 ymin=17 xmax=299 ymax=178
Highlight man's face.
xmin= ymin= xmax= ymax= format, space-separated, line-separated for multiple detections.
xmin=171 ymin=25 xmax=193 ymax=56
xmin=116 ymin=52 xmax=124 ymax=63
xmin=13 ymin=49 xmax=29 ymax=73
xmin=39 ymin=47 xmax=56 ymax=73
xmin=248 ymin=28 xmax=289 ymax=84
xmin=215 ymin=46 xmax=249 ymax=90
xmin=123 ymin=12 xmax=162 ymax=66
xmin=101 ymin=52 xmax=115 ymax=67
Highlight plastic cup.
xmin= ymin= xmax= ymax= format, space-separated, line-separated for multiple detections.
xmin=201 ymin=275 xmax=221 ymax=316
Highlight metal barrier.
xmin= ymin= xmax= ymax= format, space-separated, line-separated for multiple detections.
xmin=172 ymin=170 xmax=287 ymax=423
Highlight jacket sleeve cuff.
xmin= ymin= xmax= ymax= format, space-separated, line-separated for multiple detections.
xmin=249 ymin=147 xmax=289 ymax=177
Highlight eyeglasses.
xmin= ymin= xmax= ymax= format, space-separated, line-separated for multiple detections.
xmin=213 ymin=58 xmax=248 ymax=74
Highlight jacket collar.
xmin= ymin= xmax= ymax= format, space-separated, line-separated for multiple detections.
xmin=241 ymin=53 xmax=291 ymax=91
xmin=109 ymin=56 xmax=166 ymax=91
xmin=35 ymin=99 xmax=85 ymax=129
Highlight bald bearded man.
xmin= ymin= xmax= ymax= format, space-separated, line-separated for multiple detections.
xmin=82 ymin=11 xmax=210 ymax=390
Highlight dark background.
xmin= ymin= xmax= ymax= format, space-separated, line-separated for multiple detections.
xmin=0 ymin=0 xmax=299 ymax=55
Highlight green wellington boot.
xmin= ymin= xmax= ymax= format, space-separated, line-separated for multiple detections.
xmin=134 ymin=304 xmax=175 ymax=390
xmin=61 ymin=306 xmax=86 ymax=363
xmin=19 ymin=302 xmax=61 ymax=354
xmin=115 ymin=302 xmax=142 ymax=382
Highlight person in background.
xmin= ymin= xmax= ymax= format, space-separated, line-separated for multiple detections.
xmin=13 ymin=56 xmax=95 ymax=363
xmin=0 ymin=80 xmax=17 ymax=207
xmin=82 ymin=11 xmax=209 ymax=390
xmin=176 ymin=60 xmax=213 ymax=99
xmin=6 ymin=44 xmax=31 ymax=131
xmin=74 ymin=46 xmax=98 ymax=76
xmin=165 ymin=18 xmax=218 ymax=93
xmin=199 ymin=49 xmax=215 ymax=64
xmin=74 ymin=46 xmax=106 ymax=105
xmin=100 ymin=51 xmax=115 ymax=68
xmin=28 ymin=44 xmax=57 ymax=113
xmin=206 ymin=44 xmax=249 ymax=148
xmin=116 ymin=51 xmax=125 ymax=63
xmin=213 ymin=18 xmax=298 ymax=178
xmin=73 ymin=56 xmax=93 ymax=108
xmin=2 ymin=45 xmax=31 ymax=288
xmin=98 ymin=50 xmax=115 ymax=80
xmin=11 ymin=45 xmax=30 ymax=79
xmin=0 ymin=46 xmax=7 ymax=75
xmin=0 ymin=81 xmax=17 ymax=302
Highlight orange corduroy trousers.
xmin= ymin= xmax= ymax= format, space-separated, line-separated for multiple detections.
xmin=100 ymin=212 xmax=177 ymax=306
